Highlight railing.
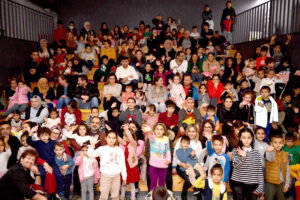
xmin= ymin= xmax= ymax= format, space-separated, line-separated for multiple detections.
xmin=232 ymin=0 xmax=300 ymax=44
xmin=0 ymin=0 xmax=55 ymax=42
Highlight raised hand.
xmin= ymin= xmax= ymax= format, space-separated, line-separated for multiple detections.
xmin=237 ymin=147 xmax=247 ymax=157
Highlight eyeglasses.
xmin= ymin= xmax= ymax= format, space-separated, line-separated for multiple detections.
xmin=204 ymin=126 xmax=212 ymax=128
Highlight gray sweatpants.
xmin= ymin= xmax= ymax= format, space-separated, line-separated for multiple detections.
xmin=81 ymin=176 xmax=94 ymax=200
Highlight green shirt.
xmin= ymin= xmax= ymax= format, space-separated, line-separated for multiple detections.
xmin=283 ymin=145 xmax=300 ymax=165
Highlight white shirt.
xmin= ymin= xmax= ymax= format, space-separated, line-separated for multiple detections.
xmin=116 ymin=65 xmax=138 ymax=85
xmin=63 ymin=129 xmax=92 ymax=146
xmin=83 ymin=157 xmax=95 ymax=178
xmin=170 ymin=59 xmax=188 ymax=74
xmin=0 ymin=148 xmax=12 ymax=175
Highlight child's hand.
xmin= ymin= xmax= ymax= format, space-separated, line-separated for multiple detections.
xmin=30 ymin=125 xmax=39 ymax=136
xmin=293 ymin=107 xmax=299 ymax=114
xmin=165 ymin=160 xmax=171 ymax=165
xmin=190 ymin=150 xmax=195 ymax=157
xmin=283 ymin=186 xmax=289 ymax=193
xmin=258 ymin=102 xmax=264 ymax=107
xmin=90 ymin=135 xmax=99 ymax=147
xmin=7 ymin=113 xmax=14 ymax=119
xmin=122 ymin=181 xmax=127 ymax=186
xmin=43 ymin=162 xmax=53 ymax=174
xmin=122 ymin=124 xmax=129 ymax=131
xmin=237 ymin=147 xmax=247 ymax=157
xmin=43 ymin=117 xmax=48 ymax=123
xmin=266 ymin=145 xmax=274 ymax=152
xmin=70 ymin=125 xmax=78 ymax=132
xmin=141 ymin=124 xmax=152 ymax=133
xmin=62 ymin=153 xmax=68 ymax=162
xmin=271 ymin=122 xmax=278 ymax=130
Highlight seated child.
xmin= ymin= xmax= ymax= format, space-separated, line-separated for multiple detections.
xmin=63 ymin=124 xmax=92 ymax=146
xmin=143 ymin=104 xmax=159 ymax=129
xmin=251 ymin=69 xmax=265 ymax=96
xmin=54 ymin=142 xmax=74 ymax=200
xmin=221 ymin=80 xmax=239 ymax=102
xmin=17 ymin=132 xmax=35 ymax=160
xmin=10 ymin=110 xmax=22 ymax=133
xmin=203 ymin=105 xmax=220 ymax=131
xmin=135 ymin=90 xmax=147 ymax=113
xmin=193 ymin=164 xmax=228 ymax=200
xmin=243 ymin=58 xmax=256 ymax=78
xmin=93 ymin=55 xmax=110 ymax=83
xmin=158 ymin=101 xmax=178 ymax=140
xmin=86 ymin=107 xmax=106 ymax=133
xmin=107 ymin=104 xmax=122 ymax=136
xmin=142 ymin=63 xmax=154 ymax=92
xmin=42 ymin=109 xmax=61 ymax=129
xmin=121 ymin=84 xmax=135 ymax=107
xmin=260 ymin=68 xmax=283 ymax=97
xmin=168 ymin=73 xmax=186 ymax=109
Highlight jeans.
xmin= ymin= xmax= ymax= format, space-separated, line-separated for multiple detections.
xmin=62 ymin=173 xmax=72 ymax=200
xmin=74 ymin=97 xmax=99 ymax=109
xmin=191 ymin=73 xmax=202 ymax=83
xmin=39 ymin=163 xmax=63 ymax=194
xmin=153 ymin=102 xmax=166 ymax=113
xmin=3 ymin=103 xmax=28 ymax=117
xmin=81 ymin=176 xmax=94 ymax=200
xmin=223 ymin=30 xmax=232 ymax=44
xmin=56 ymin=97 xmax=71 ymax=109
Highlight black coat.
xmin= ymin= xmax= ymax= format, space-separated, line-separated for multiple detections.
xmin=73 ymin=82 xmax=99 ymax=100
xmin=56 ymin=84 xmax=74 ymax=99
xmin=24 ymin=58 xmax=47 ymax=85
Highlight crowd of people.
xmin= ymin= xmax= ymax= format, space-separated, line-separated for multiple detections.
xmin=0 ymin=1 xmax=300 ymax=200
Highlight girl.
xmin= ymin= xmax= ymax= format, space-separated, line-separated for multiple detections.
xmin=135 ymin=90 xmax=147 ymax=113
xmin=168 ymin=73 xmax=186 ymax=109
xmin=0 ymin=137 xmax=11 ymax=178
xmin=74 ymin=145 xmax=100 ymax=200
xmin=231 ymin=128 xmax=264 ymax=200
xmin=63 ymin=60 xmax=73 ymax=75
xmin=251 ymin=69 xmax=265 ymax=96
xmin=142 ymin=63 xmax=154 ymax=92
xmin=87 ymin=131 xmax=127 ymax=200
xmin=142 ymin=104 xmax=159 ymax=141
xmin=10 ymin=110 xmax=22 ymax=133
xmin=3 ymin=80 xmax=31 ymax=117
xmin=142 ymin=123 xmax=171 ymax=191
xmin=153 ymin=64 xmax=173 ymax=86
xmin=17 ymin=132 xmax=35 ymax=160
xmin=42 ymin=108 xmax=61 ymax=129
xmin=260 ymin=68 xmax=283 ymax=96
xmin=63 ymin=124 xmax=92 ymax=146
xmin=198 ymin=84 xmax=210 ymax=108
xmin=238 ymin=91 xmax=255 ymax=126
xmin=187 ymin=54 xmax=202 ymax=84
xmin=119 ymin=124 xmax=140 ymax=200
xmin=121 ymin=84 xmax=135 ymax=105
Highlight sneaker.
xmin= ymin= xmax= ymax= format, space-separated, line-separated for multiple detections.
xmin=193 ymin=188 xmax=201 ymax=196
xmin=55 ymin=193 xmax=63 ymax=200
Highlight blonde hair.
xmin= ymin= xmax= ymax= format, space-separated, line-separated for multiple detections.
xmin=186 ymin=125 xmax=199 ymax=141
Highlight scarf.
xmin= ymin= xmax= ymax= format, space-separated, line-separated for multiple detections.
xmin=37 ymin=78 xmax=49 ymax=100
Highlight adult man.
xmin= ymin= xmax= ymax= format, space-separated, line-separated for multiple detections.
xmin=90 ymin=116 xmax=107 ymax=146
xmin=24 ymin=50 xmax=47 ymax=85
xmin=0 ymin=149 xmax=47 ymax=200
xmin=73 ymin=75 xmax=100 ymax=109
xmin=170 ymin=51 xmax=188 ymax=78
xmin=21 ymin=95 xmax=49 ymax=124
xmin=220 ymin=1 xmax=236 ymax=31
xmin=177 ymin=97 xmax=202 ymax=136
xmin=53 ymin=20 xmax=66 ymax=48
xmin=115 ymin=56 xmax=139 ymax=89
xmin=0 ymin=121 xmax=21 ymax=168
xmin=183 ymin=74 xmax=198 ymax=102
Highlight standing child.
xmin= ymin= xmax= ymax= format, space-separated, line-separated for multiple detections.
xmin=256 ymin=46 xmax=269 ymax=70
xmin=142 ymin=123 xmax=171 ymax=191
xmin=42 ymin=108 xmax=61 ymax=129
xmin=54 ymin=142 xmax=74 ymax=200
xmin=265 ymin=134 xmax=290 ymax=200
xmin=202 ymin=4 xmax=214 ymax=30
xmin=63 ymin=124 xmax=92 ymax=146
xmin=169 ymin=73 xmax=186 ymax=109
xmin=255 ymin=86 xmax=278 ymax=140
xmin=231 ymin=128 xmax=264 ymax=200
xmin=142 ymin=63 xmax=154 ymax=92
xmin=119 ymin=124 xmax=140 ymax=200
xmin=87 ymin=131 xmax=127 ymax=200
xmin=75 ymin=145 xmax=100 ymax=200
xmin=222 ymin=15 xmax=233 ymax=44
xmin=0 ymin=137 xmax=11 ymax=177
xmin=239 ymin=91 xmax=255 ymax=126
xmin=290 ymin=164 xmax=300 ymax=200
xmin=143 ymin=104 xmax=159 ymax=130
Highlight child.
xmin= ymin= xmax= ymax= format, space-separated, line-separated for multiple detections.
xmin=290 ymin=164 xmax=300 ymax=200
xmin=202 ymin=4 xmax=214 ymax=29
xmin=222 ymin=15 xmax=233 ymax=44
xmin=255 ymin=86 xmax=278 ymax=140
xmin=135 ymin=90 xmax=147 ymax=113
xmin=203 ymin=105 xmax=220 ymax=131
xmin=254 ymin=128 xmax=274 ymax=168
xmin=260 ymin=68 xmax=283 ymax=96
xmin=231 ymin=128 xmax=264 ymax=200
xmin=142 ymin=123 xmax=171 ymax=191
xmin=119 ymin=98 xmax=143 ymax=126
xmin=158 ymin=101 xmax=178 ymax=139
xmin=107 ymin=105 xmax=122 ymax=136
xmin=153 ymin=64 xmax=173 ymax=86
xmin=145 ymin=186 xmax=176 ymax=200
xmin=54 ymin=142 xmax=74 ymax=200
xmin=168 ymin=73 xmax=186 ymax=109
xmin=243 ymin=58 xmax=256 ymax=78
xmin=175 ymin=136 xmax=203 ymax=185
xmin=93 ymin=55 xmax=110 ymax=83
xmin=42 ymin=108 xmax=61 ymax=129
xmin=87 ymin=131 xmax=127 ymax=200
xmin=119 ymin=124 xmax=140 ymax=200
xmin=239 ymin=91 xmax=255 ymax=126
xmin=143 ymin=104 xmax=159 ymax=130
xmin=283 ymin=133 xmax=300 ymax=165
xmin=265 ymin=134 xmax=290 ymax=200
xmin=198 ymin=84 xmax=210 ymax=107
xmin=142 ymin=63 xmax=154 ymax=92
xmin=74 ymin=144 xmax=100 ymax=200
xmin=190 ymin=26 xmax=200 ymax=40
xmin=193 ymin=164 xmax=228 ymax=200
xmin=86 ymin=107 xmax=106 ymax=133
xmin=10 ymin=110 xmax=22 ymax=133
xmin=256 ymin=46 xmax=269 ymax=70
xmin=27 ymin=127 xmax=64 ymax=198
xmin=0 ymin=137 xmax=11 ymax=177
xmin=17 ymin=132 xmax=35 ymax=160
xmin=121 ymin=84 xmax=135 ymax=106
xmin=203 ymin=134 xmax=230 ymax=184
xmin=251 ymin=69 xmax=265 ymax=96
xmin=221 ymin=80 xmax=239 ymax=102
xmin=63 ymin=124 xmax=92 ymax=146
xmin=81 ymin=44 xmax=96 ymax=71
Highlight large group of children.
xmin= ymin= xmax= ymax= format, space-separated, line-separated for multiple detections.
xmin=0 ymin=1 xmax=300 ymax=200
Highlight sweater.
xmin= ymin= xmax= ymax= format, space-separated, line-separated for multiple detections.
xmin=176 ymin=147 xmax=198 ymax=171
xmin=260 ymin=77 xmax=283 ymax=94
xmin=55 ymin=154 xmax=74 ymax=175
xmin=149 ymin=134 xmax=171 ymax=169
xmin=115 ymin=65 xmax=139 ymax=84
xmin=102 ymin=83 xmax=122 ymax=100
xmin=282 ymin=145 xmax=300 ymax=165
xmin=254 ymin=139 xmax=269 ymax=167
xmin=74 ymin=155 xmax=100 ymax=183
xmin=170 ymin=59 xmax=188 ymax=74
xmin=100 ymin=47 xmax=116 ymax=61
xmin=21 ymin=106 xmax=49 ymax=124
xmin=158 ymin=112 xmax=178 ymax=127
xmin=87 ymin=145 xmax=127 ymax=180
xmin=255 ymin=95 xmax=278 ymax=128
xmin=119 ymin=108 xmax=143 ymax=126
xmin=207 ymin=80 xmax=224 ymax=103
xmin=7 ymin=86 xmax=31 ymax=110
xmin=118 ymin=129 xmax=139 ymax=168
xmin=61 ymin=107 xmax=82 ymax=127
xmin=169 ymin=83 xmax=186 ymax=108
xmin=148 ymin=86 xmax=168 ymax=104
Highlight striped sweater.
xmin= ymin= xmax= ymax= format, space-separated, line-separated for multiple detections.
xmin=231 ymin=148 xmax=264 ymax=194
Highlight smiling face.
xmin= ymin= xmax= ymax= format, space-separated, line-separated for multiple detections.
xmin=212 ymin=140 xmax=223 ymax=154
xmin=154 ymin=124 xmax=165 ymax=138
xmin=21 ymin=135 xmax=29 ymax=147
xmin=50 ymin=129 xmax=60 ymax=141
xmin=255 ymin=129 xmax=266 ymax=142
xmin=0 ymin=124 xmax=11 ymax=138
xmin=40 ymin=132 xmax=50 ymax=143
xmin=187 ymin=127 xmax=197 ymax=140
xmin=271 ymin=137 xmax=284 ymax=151
xmin=181 ymin=139 xmax=190 ymax=150
xmin=20 ymin=155 xmax=36 ymax=170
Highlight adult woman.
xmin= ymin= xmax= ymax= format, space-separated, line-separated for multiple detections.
xmin=187 ymin=53 xmax=203 ymax=83
xmin=80 ymin=21 xmax=95 ymax=38
xmin=102 ymin=73 xmax=122 ymax=110
xmin=222 ymin=57 xmax=237 ymax=85
xmin=234 ymin=51 xmax=245 ymax=74
xmin=227 ymin=120 xmax=245 ymax=154
xmin=173 ymin=125 xmax=203 ymax=200
xmin=199 ymin=119 xmax=215 ymax=147
xmin=5 ymin=78 xmax=17 ymax=102
xmin=217 ymin=96 xmax=240 ymax=136
xmin=131 ymin=50 xmax=146 ymax=71
xmin=21 ymin=95 xmax=49 ymax=124
xmin=147 ymin=28 xmax=160 ymax=55
xmin=56 ymin=75 xmax=73 ymax=109
xmin=207 ymin=74 xmax=224 ymax=106
xmin=0 ymin=150 xmax=47 ymax=200
xmin=148 ymin=76 xmax=168 ymax=113
xmin=32 ymin=78 xmax=55 ymax=109
xmin=38 ymin=39 xmax=53 ymax=59
xmin=159 ymin=39 xmax=176 ymax=62
xmin=98 ymin=22 xmax=109 ymax=39
xmin=202 ymin=52 xmax=220 ymax=75
xmin=113 ymin=25 xmax=124 ymax=40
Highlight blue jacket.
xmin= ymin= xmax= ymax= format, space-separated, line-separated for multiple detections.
xmin=55 ymin=154 xmax=74 ymax=175
xmin=176 ymin=147 xmax=198 ymax=171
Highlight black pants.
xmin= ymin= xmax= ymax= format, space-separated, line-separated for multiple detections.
xmin=231 ymin=180 xmax=258 ymax=200
xmin=146 ymin=164 xmax=173 ymax=192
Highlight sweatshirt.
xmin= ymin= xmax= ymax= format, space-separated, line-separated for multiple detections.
xmin=149 ymin=134 xmax=171 ymax=169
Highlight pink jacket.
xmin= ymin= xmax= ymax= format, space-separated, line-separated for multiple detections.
xmin=74 ymin=156 xmax=100 ymax=183
xmin=7 ymin=86 xmax=31 ymax=110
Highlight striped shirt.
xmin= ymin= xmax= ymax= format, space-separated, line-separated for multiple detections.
xmin=231 ymin=148 xmax=264 ymax=193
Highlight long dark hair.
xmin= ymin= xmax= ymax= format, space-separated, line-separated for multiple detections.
xmin=238 ymin=128 xmax=255 ymax=148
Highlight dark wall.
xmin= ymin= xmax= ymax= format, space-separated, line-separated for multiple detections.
xmin=56 ymin=0 xmax=264 ymax=32
xmin=0 ymin=37 xmax=37 ymax=87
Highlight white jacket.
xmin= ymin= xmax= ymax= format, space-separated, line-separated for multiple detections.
xmin=255 ymin=95 xmax=278 ymax=128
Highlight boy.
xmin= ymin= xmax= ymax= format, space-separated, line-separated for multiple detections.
xmin=222 ymin=15 xmax=233 ymax=44
xmin=255 ymin=86 xmax=278 ymax=140
xmin=54 ymin=142 xmax=74 ymax=200
xmin=190 ymin=26 xmax=200 ymax=40
xmin=81 ymin=44 xmax=96 ymax=71
xmin=27 ymin=127 xmax=63 ymax=198
xmin=158 ymin=101 xmax=178 ymax=139
xmin=204 ymin=134 xmax=230 ymax=184
xmin=119 ymin=97 xmax=143 ymax=126
xmin=256 ymin=46 xmax=269 ymax=70
xmin=203 ymin=105 xmax=219 ymax=131
xmin=265 ymin=134 xmax=290 ymax=200
xmin=283 ymin=133 xmax=300 ymax=165
xmin=93 ymin=55 xmax=110 ymax=83
xmin=86 ymin=107 xmax=106 ymax=133
xmin=193 ymin=164 xmax=228 ymax=200
xmin=175 ymin=136 xmax=203 ymax=184
xmin=107 ymin=104 xmax=122 ymax=136
xmin=221 ymin=80 xmax=239 ymax=102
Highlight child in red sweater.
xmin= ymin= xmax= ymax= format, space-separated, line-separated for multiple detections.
xmin=158 ymin=101 xmax=178 ymax=140
xmin=256 ymin=46 xmax=269 ymax=70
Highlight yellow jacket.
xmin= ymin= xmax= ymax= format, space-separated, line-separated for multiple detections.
xmin=100 ymin=47 xmax=116 ymax=61
xmin=290 ymin=164 xmax=300 ymax=186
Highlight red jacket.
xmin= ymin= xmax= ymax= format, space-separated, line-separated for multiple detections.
xmin=207 ymin=80 xmax=224 ymax=103
xmin=256 ymin=56 xmax=268 ymax=70
xmin=54 ymin=27 xmax=66 ymax=42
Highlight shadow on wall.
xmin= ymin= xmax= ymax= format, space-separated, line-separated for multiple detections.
xmin=0 ymin=37 xmax=38 ymax=87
